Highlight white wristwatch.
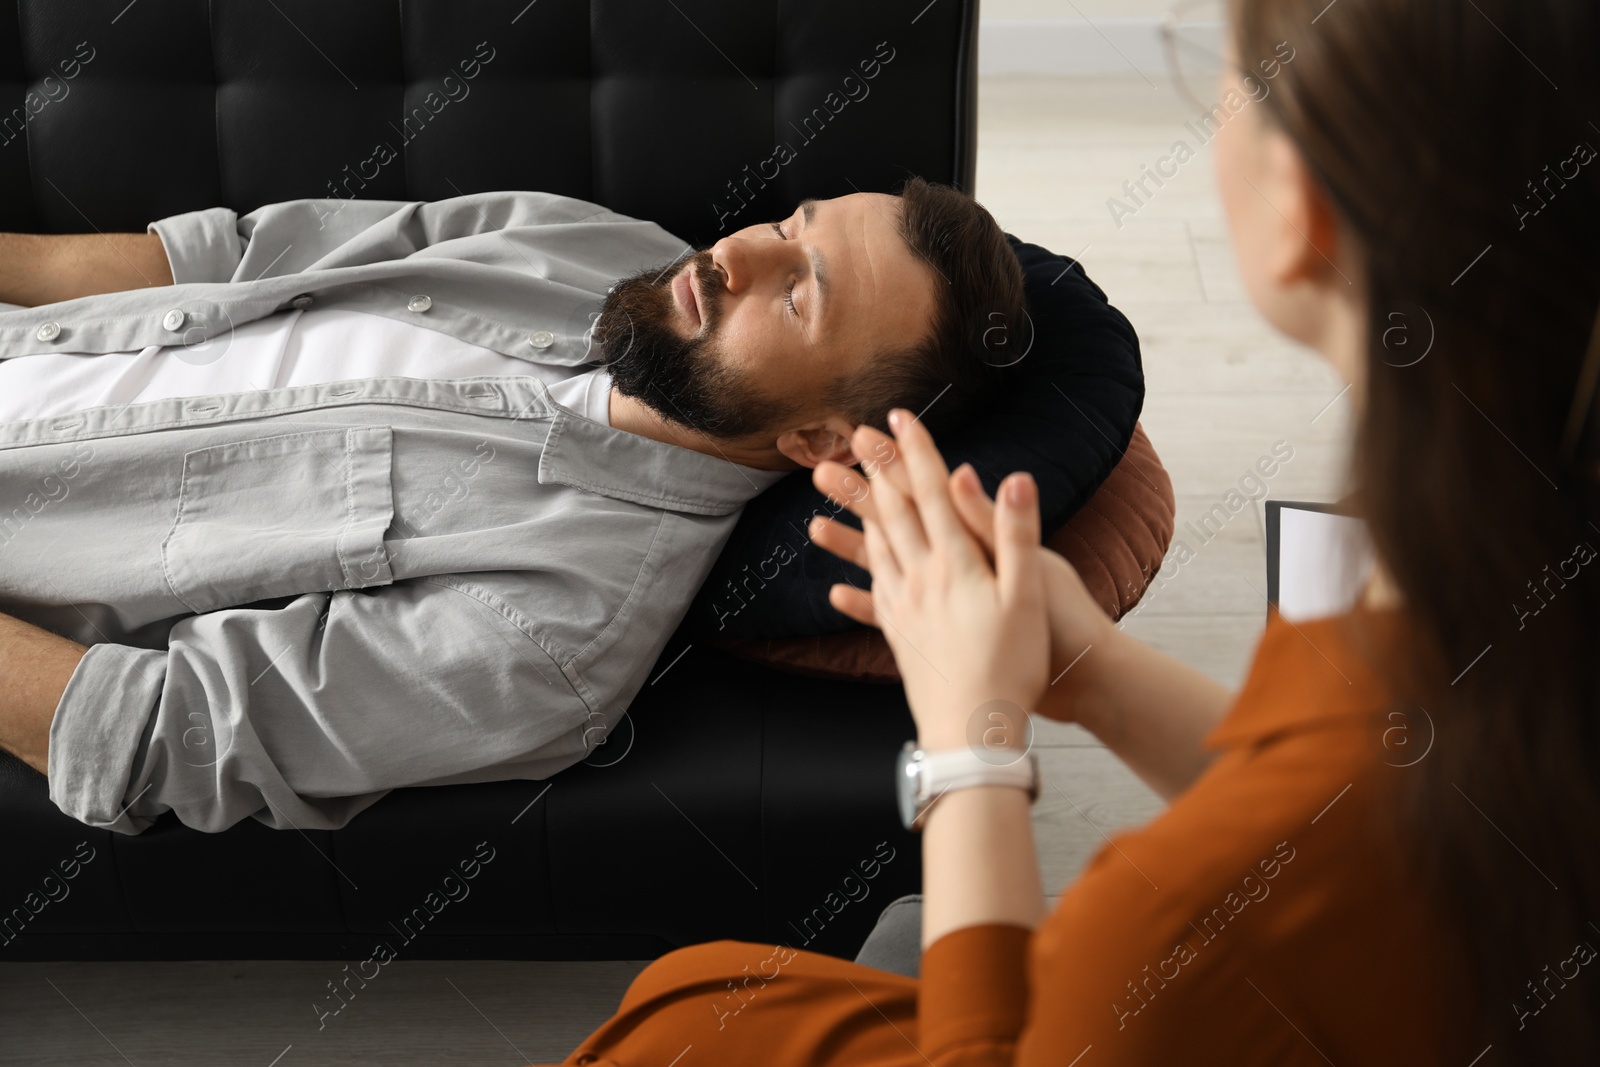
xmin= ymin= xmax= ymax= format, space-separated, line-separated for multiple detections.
xmin=896 ymin=740 xmax=1040 ymax=830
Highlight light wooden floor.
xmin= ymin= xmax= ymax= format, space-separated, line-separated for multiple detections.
xmin=0 ymin=77 xmax=1352 ymax=1066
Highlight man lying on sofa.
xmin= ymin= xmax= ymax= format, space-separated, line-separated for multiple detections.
xmin=0 ymin=180 xmax=1028 ymax=835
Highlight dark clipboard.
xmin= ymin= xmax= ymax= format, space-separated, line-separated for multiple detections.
xmin=1264 ymin=499 xmax=1358 ymax=608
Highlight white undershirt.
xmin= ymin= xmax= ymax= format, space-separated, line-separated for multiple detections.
xmin=0 ymin=308 xmax=611 ymax=427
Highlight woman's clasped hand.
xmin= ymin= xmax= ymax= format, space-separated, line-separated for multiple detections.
xmin=808 ymin=407 xmax=1110 ymax=752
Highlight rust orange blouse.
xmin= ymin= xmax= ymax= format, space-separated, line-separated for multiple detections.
xmin=540 ymin=607 xmax=1468 ymax=1067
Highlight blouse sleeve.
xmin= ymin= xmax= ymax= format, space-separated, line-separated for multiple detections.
xmin=919 ymin=922 xmax=1034 ymax=1065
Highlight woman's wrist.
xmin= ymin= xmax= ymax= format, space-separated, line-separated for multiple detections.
xmin=911 ymin=620 xmax=1131 ymax=747
xmin=915 ymin=687 xmax=1041 ymax=755
xmin=1039 ymin=617 xmax=1130 ymax=725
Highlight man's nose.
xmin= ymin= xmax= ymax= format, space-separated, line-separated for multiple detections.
xmin=709 ymin=235 xmax=788 ymax=295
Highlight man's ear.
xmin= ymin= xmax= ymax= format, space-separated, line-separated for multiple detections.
xmin=775 ymin=416 xmax=858 ymax=469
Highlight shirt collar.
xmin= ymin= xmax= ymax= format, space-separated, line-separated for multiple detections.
xmin=537 ymin=405 xmax=788 ymax=517
xmin=1207 ymin=603 xmax=1407 ymax=749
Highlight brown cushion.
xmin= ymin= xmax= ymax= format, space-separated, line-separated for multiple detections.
xmin=710 ymin=423 xmax=1176 ymax=684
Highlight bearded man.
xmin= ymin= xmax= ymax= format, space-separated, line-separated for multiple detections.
xmin=0 ymin=179 xmax=1026 ymax=834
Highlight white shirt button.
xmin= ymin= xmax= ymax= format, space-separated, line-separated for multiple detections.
xmin=528 ymin=330 xmax=555 ymax=349
xmin=291 ymin=294 xmax=313 ymax=309
xmin=35 ymin=321 xmax=61 ymax=342
xmin=162 ymin=308 xmax=187 ymax=331
xmin=407 ymin=295 xmax=433 ymax=313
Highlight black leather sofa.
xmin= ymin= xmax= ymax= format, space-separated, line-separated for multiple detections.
xmin=0 ymin=0 xmax=987 ymax=962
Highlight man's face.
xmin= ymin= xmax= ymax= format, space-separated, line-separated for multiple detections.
xmin=594 ymin=192 xmax=939 ymax=441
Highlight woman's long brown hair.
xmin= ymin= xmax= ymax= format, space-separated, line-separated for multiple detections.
xmin=1235 ymin=0 xmax=1600 ymax=1058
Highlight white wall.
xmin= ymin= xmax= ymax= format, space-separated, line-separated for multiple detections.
xmin=980 ymin=0 xmax=1177 ymax=77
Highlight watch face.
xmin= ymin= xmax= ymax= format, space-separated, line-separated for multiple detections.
xmin=896 ymin=742 xmax=920 ymax=830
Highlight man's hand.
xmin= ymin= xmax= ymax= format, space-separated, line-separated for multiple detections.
xmin=0 ymin=611 xmax=86 ymax=774
xmin=0 ymin=232 xmax=174 ymax=308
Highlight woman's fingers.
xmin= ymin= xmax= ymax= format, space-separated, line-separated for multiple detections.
xmin=993 ymin=472 xmax=1044 ymax=609
xmin=852 ymin=424 xmax=912 ymax=493
xmin=826 ymin=583 xmax=877 ymax=627
xmin=822 ymin=448 xmax=1032 ymax=578
xmin=861 ymin=514 xmax=898 ymax=574
xmin=811 ymin=422 xmax=917 ymax=525
xmin=811 ymin=422 xmax=923 ymax=562
xmin=948 ymin=462 xmax=999 ymax=556
xmin=854 ymin=425 xmax=929 ymax=567
xmin=883 ymin=411 xmax=982 ymax=567
xmin=813 ymin=460 xmax=880 ymax=525
xmin=810 ymin=422 xmax=929 ymax=588
xmin=814 ymin=418 xmax=1026 ymax=581
xmin=809 ymin=514 xmax=869 ymax=570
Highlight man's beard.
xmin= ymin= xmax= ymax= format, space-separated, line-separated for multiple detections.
xmin=593 ymin=250 xmax=799 ymax=441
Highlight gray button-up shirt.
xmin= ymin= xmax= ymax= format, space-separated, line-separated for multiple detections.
xmin=0 ymin=192 xmax=786 ymax=834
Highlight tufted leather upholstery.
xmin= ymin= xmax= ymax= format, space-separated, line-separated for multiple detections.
xmin=0 ymin=0 xmax=975 ymax=247
xmin=0 ymin=0 xmax=988 ymax=961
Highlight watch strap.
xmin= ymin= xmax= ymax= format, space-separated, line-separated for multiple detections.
xmin=918 ymin=747 xmax=1037 ymax=799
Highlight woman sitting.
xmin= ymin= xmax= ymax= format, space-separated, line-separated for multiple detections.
xmin=544 ymin=0 xmax=1600 ymax=1061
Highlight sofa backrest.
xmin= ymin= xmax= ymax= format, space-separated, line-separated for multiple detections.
xmin=0 ymin=0 xmax=978 ymax=246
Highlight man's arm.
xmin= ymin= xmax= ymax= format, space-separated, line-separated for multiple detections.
xmin=0 ymin=611 xmax=85 ymax=773
xmin=0 ymin=193 xmax=650 ymax=308
xmin=43 ymin=580 xmax=591 ymax=834
xmin=0 ymin=232 xmax=174 ymax=308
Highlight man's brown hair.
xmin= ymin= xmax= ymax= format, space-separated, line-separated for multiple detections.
xmin=823 ymin=177 xmax=1030 ymax=434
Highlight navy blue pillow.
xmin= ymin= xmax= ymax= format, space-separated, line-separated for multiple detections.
xmin=685 ymin=236 xmax=1145 ymax=640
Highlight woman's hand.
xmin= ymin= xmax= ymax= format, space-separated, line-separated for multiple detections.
xmin=811 ymin=429 xmax=1116 ymax=723
xmin=816 ymin=421 xmax=1233 ymax=799
xmin=942 ymin=465 xmax=1113 ymax=703
xmin=809 ymin=410 xmax=1050 ymax=750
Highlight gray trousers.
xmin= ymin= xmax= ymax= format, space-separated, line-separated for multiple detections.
xmin=853 ymin=894 xmax=924 ymax=979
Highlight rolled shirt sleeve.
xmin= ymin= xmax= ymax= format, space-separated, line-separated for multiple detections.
xmin=48 ymin=642 xmax=168 ymax=834
xmin=146 ymin=207 xmax=244 ymax=284
xmin=47 ymin=580 xmax=591 ymax=835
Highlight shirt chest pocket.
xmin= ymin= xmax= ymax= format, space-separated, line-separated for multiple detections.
xmin=161 ymin=427 xmax=396 ymax=614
